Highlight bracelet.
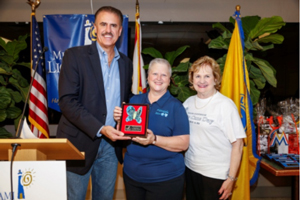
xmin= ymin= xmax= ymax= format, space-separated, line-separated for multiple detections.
xmin=227 ymin=175 xmax=237 ymax=181
xmin=152 ymin=134 xmax=157 ymax=145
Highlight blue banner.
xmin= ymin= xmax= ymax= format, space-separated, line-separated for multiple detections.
xmin=43 ymin=14 xmax=129 ymax=112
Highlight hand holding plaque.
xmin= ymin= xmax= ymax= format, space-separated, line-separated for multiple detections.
xmin=119 ymin=104 xmax=149 ymax=137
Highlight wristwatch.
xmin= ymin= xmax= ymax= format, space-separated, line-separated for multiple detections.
xmin=152 ymin=134 xmax=157 ymax=145
xmin=227 ymin=175 xmax=237 ymax=181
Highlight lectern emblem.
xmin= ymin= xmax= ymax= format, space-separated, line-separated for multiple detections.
xmin=17 ymin=169 xmax=36 ymax=199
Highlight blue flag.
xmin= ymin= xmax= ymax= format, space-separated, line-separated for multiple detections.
xmin=43 ymin=14 xmax=128 ymax=112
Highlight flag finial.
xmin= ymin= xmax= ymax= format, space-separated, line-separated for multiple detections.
xmin=235 ymin=5 xmax=241 ymax=12
xmin=27 ymin=0 xmax=41 ymax=13
xmin=136 ymin=0 xmax=140 ymax=13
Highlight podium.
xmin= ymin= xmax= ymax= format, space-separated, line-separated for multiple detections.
xmin=0 ymin=138 xmax=85 ymax=161
xmin=0 ymin=138 xmax=85 ymax=200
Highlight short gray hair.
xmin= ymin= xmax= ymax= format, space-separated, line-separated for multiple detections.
xmin=148 ymin=58 xmax=172 ymax=76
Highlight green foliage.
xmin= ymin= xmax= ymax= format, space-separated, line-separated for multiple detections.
xmin=0 ymin=35 xmax=29 ymax=137
xmin=142 ymin=46 xmax=196 ymax=102
xmin=0 ymin=127 xmax=13 ymax=138
xmin=208 ymin=15 xmax=285 ymax=105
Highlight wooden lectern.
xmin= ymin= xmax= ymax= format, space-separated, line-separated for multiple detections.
xmin=0 ymin=138 xmax=85 ymax=161
xmin=0 ymin=138 xmax=83 ymax=200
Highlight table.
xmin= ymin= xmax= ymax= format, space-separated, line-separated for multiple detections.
xmin=260 ymin=158 xmax=299 ymax=200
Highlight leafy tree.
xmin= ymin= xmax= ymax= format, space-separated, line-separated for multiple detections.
xmin=142 ymin=45 xmax=196 ymax=102
xmin=208 ymin=16 xmax=285 ymax=105
xmin=0 ymin=35 xmax=30 ymax=137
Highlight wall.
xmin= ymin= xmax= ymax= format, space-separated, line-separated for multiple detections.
xmin=0 ymin=0 xmax=298 ymax=22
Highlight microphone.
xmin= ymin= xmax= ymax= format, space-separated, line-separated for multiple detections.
xmin=14 ymin=46 xmax=49 ymax=139
xmin=9 ymin=46 xmax=48 ymax=200
xmin=43 ymin=46 xmax=49 ymax=53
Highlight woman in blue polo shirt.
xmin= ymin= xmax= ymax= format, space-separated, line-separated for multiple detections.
xmin=114 ymin=58 xmax=189 ymax=200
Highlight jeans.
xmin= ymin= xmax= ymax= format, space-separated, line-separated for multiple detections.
xmin=67 ymin=138 xmax=118 ymax=200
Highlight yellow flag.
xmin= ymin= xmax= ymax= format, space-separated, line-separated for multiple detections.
xmin=220 ymin=10 xmax=261 ymax=200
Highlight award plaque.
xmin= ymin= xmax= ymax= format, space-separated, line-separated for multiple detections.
xmin=119 ymin=103 xmax=149 ymax=137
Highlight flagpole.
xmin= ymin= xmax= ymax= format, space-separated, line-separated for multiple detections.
xmin=136 ymin=0 xmax=139 ymax=13
xmin=135 ymin=0 xmax=140 ymax=93
xmin=28 ymin=0 xmax=35 ymax=135
xmin=27 ymin=0 xmax=40 ymax=77
xmin=27 ymin=0 xmax=41 ymax=13
xmin=132 ymin=0 xmax=147 ymax=94
xmin=236 ymin=4 xmax=249 ymax=150
xmin=220 ymin=5 xmax=261 ymax=200
xmin=27 ymin=0 xmax=50 ymax=138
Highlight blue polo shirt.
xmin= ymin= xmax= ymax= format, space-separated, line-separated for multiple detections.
xmin=123 ymin=91 xmax=189 ymax=183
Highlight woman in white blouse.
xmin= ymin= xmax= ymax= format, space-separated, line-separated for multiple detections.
xmin=183 ymin=56 xmax=246 ymax=200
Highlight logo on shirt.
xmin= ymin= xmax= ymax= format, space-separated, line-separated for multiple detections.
xmin=187 ymin=112 xmax=214 ymax=125
xmin=155 ymin=109 xmax=168 ymax=117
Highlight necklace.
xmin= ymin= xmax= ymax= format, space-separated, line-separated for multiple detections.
xmin=194 ymin=91 xmax=217 ymax=109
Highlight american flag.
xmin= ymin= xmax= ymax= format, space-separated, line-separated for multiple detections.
xmin=28 ymin=13 xmax=49 ymax=138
